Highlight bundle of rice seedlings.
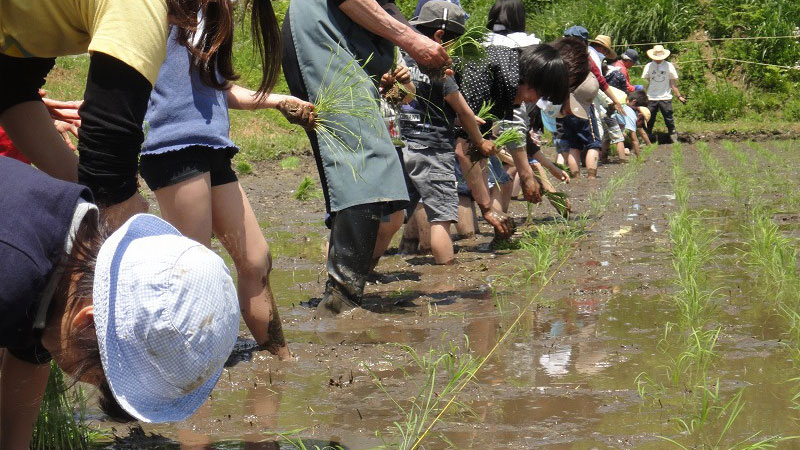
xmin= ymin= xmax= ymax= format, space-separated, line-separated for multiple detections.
xmin=543 ymin=191 xmax=571 ymax=219
xmin=443 ymin=25 xmax=488 ymax=69
xmin=383 ymin=47 xmax=410 ymax=106
xmin=554 ymin=162 xmax=574 ymax=177
xmin=313 ymin=49 xmax=383 ymax=180
xmin=32 ymin=362 xmax=96 ymax=450
xmin=476 ymin=100 xmax=498 ymax=123
xmin=469 ymin=128 xmax=524 ymax=163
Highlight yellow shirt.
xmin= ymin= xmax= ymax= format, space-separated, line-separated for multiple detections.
xmin=0 ymin=0 xmax=168 ymax=85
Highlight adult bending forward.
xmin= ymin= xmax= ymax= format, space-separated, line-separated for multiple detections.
xmin=282 ymin=0 xmax=450 ymax=316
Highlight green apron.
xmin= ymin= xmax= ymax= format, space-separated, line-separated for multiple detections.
xmin=286 ymin=0 xmax=408 ymax=212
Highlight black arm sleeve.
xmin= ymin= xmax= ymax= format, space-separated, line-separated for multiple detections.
xmin=77 ymin=52 xmax=152 ymax=206
xmin=0 ymin=54 xmax=55 ymax=114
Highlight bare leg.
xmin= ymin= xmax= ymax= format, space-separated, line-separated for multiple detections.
xmin=586 ymin=148 xmax=600 ymax=179
xmin=566 ymin=149 xmax=582 ymax=178
xmin=211 ymin=182 xmax=290 ymax=359
xmin=455 ymin=195 xmax=476 ymax=238
xmin=152 ymin=174 xmax=213 ymax=246
xmin=371 ymin=209 xmax=404 ymax=269
xmin=414 ymin=205 xmax=432 ymax=254
xmin=430 ymin=221 xmax=455 ymax=264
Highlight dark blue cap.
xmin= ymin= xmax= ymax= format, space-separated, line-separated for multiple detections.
xmin=563 ymin=25 xmax=589 ymax=41
xmin=622 ymin=48 xmax=640 ymax=64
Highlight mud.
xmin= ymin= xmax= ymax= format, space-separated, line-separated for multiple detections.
xmin=98 ymin=141 xmax=800 ymax=449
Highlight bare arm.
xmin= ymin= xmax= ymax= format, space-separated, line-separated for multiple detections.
xmin=445 ymin=91 xmax=494 ymax=155
xmin=226 ymin=85 xmax=316 ymax=128
xmin=454 ymin=138 xmax=512 ymax=237
xmin=338 ymin=0 xmax=449 ymax=68
xmin=629 ymin=130 xmax=641 ymax=157
xmin=0 ymin=352 xmax=50 ymax=450
xmin=670 ymin=79 xmax=686 ymax=103
xmin=638 ymin=127 xmax=652 ymax=145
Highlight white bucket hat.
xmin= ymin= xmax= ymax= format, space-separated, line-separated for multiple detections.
xmin=93 ymin=214 xmax=239 ymax=423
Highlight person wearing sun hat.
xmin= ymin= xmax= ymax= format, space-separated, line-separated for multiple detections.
xmin=588 ymin=34 xmax=617 ymax=68
xmin=642 ymin=44 xmax=686 ymax=143
xmin=0 ymin=156 xmax=240 ymax=447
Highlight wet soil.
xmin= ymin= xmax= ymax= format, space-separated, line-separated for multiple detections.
xmin=99 ymin=141 xmax=800 ymax=449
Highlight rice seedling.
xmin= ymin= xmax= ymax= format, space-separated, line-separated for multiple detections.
xmin=543 ymin=191 xmax=570 ymax=219
xmin=442 ymin=26 xmax=488 ymax=71
xmin=554 ymin=162 xmax=573 ymax=177
xmin=31 ymin=363 xmax=99 ymax=450
xmin=366 ymin=338 xmax=480 ymax=450
xmin=293 ymin=176 xmax=321 ymax=201
xmin=475 ymin=100 xmax=498 ymax=123
xmin=313 ymin=48 xmax=384 ymax=179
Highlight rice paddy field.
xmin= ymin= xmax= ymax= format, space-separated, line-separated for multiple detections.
xmin=67 ymin=140 xmax=797 ymax=449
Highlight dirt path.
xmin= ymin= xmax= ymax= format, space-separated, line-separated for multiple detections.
xmin=106 ymin=142 xmax=800 ymax=449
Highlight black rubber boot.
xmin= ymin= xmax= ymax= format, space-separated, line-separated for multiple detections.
xmin=317 ymin=203 xmax=383 ymax=317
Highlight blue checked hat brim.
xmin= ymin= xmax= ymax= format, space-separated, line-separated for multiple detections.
xmin=93 ymin=214 xmax=231 ymax=423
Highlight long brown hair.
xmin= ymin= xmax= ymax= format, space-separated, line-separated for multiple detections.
xmin=167 ymin=0 xmax=281 ymax=96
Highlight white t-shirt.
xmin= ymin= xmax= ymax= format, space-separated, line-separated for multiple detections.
xmin=642 ymin=61 xmax=679 ymax=101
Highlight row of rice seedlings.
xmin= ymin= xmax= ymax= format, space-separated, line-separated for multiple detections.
xmin=689 ymin=142 xmax=796 ymax=447
xmin=366 ymin=337 xmax=480 ymax=450
xmin=31 ymin=363 xmax=102 ymax=450
xmin=637 ymin=144 xmax=778 ymax=449
xmin=696 ymin=142 xmax=744 ymax=201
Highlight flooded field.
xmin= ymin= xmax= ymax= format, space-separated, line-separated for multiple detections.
xmin=103 ymin=140 xmax=800 ymax=449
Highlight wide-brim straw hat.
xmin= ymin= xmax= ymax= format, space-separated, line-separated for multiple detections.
xmin=647 ymin=44 xmax=671 ymax=61
xmin=589 ymin=35 xmax=617 ymax=59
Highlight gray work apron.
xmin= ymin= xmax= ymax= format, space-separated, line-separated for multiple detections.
xmin=286 ymin=0 xmax=408 ymax=212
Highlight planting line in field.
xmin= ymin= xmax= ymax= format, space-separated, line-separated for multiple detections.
xmin=407 ymin=145 xmax=656 ymax=450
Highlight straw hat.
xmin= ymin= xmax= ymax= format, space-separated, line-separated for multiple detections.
xmin=606 ymin=85 xmax=627 ymax=105
xmin=638 ymin=106 xmax=651 ymax=122
xmin=646 ymin=44 xmax=671 ymax=61
xmin=589 ymin=35 xmax=617 ymax=59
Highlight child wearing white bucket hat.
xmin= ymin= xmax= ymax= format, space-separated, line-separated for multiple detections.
xmin=642 ymin=44 xmax=686 ymax=143
xmin=0 ymin=157 xmax=239 ymax=447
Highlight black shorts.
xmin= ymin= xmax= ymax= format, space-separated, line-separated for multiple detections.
xmin=139 ymin=145 xmax=238 ymax=191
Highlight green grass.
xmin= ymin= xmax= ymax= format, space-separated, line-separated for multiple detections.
xmin=293 ymin=176 xmax=321 ymax=201
xmin=280 ymin=156 xmax=301 ymax=170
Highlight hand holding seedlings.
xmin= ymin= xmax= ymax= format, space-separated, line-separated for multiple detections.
xmin=404 ymin=31 xmax=451 ymax=70
xmin=477 ymin=139 xmax=497 ymax=157
xmin=277 ymin=97 xmax=317 ymax=130
xmin=480 ymin=204 xmax=514 ymax=238
xmin=381 ymin=65 xmax=414 ymax=105
xmin=521 ymin=176 xmax=542 ymax=204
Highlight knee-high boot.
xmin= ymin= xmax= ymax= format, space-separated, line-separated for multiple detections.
xmin=317 ymin=203 xmax=383 ymax=316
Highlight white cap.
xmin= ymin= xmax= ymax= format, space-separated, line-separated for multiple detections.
xmin=93 ymin=214 xmax=239 ymax=423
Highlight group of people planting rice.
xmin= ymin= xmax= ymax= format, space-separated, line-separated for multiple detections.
xmin=0 ymin=0 xmax=687 ymax=446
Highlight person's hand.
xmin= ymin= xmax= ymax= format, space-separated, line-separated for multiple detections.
xmin=678 ymin=95 xmax=687 ymax=104
xmin=480 ymin=206 xmax=513 ymax=238
xmin=277 ymin=97 xmax=316 ymax=130
xmin=549 ymin=166 xmax=570 ymax=183
xmin=393 ymin=65 xmax=411 ymax=85
xmin=101 ymin=192 xmax=149 ymax=231
xmin=39 ymin=89 xmax=82 ymax=124
xmin=54 ymin=120 xmax=79 ymax=151
xmin=404 ymin=33 xmax=450 ymax=70
xmin=613 ymin=102 xmax=625 ymax=115
xmin=476 ymin=139 xmax=496 ymax=157
xmin=520 ymin=176 xmax=542 ymax=203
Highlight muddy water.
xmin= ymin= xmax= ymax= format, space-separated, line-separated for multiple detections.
xmin=103 ymin=142 xmax=800 ymax=449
